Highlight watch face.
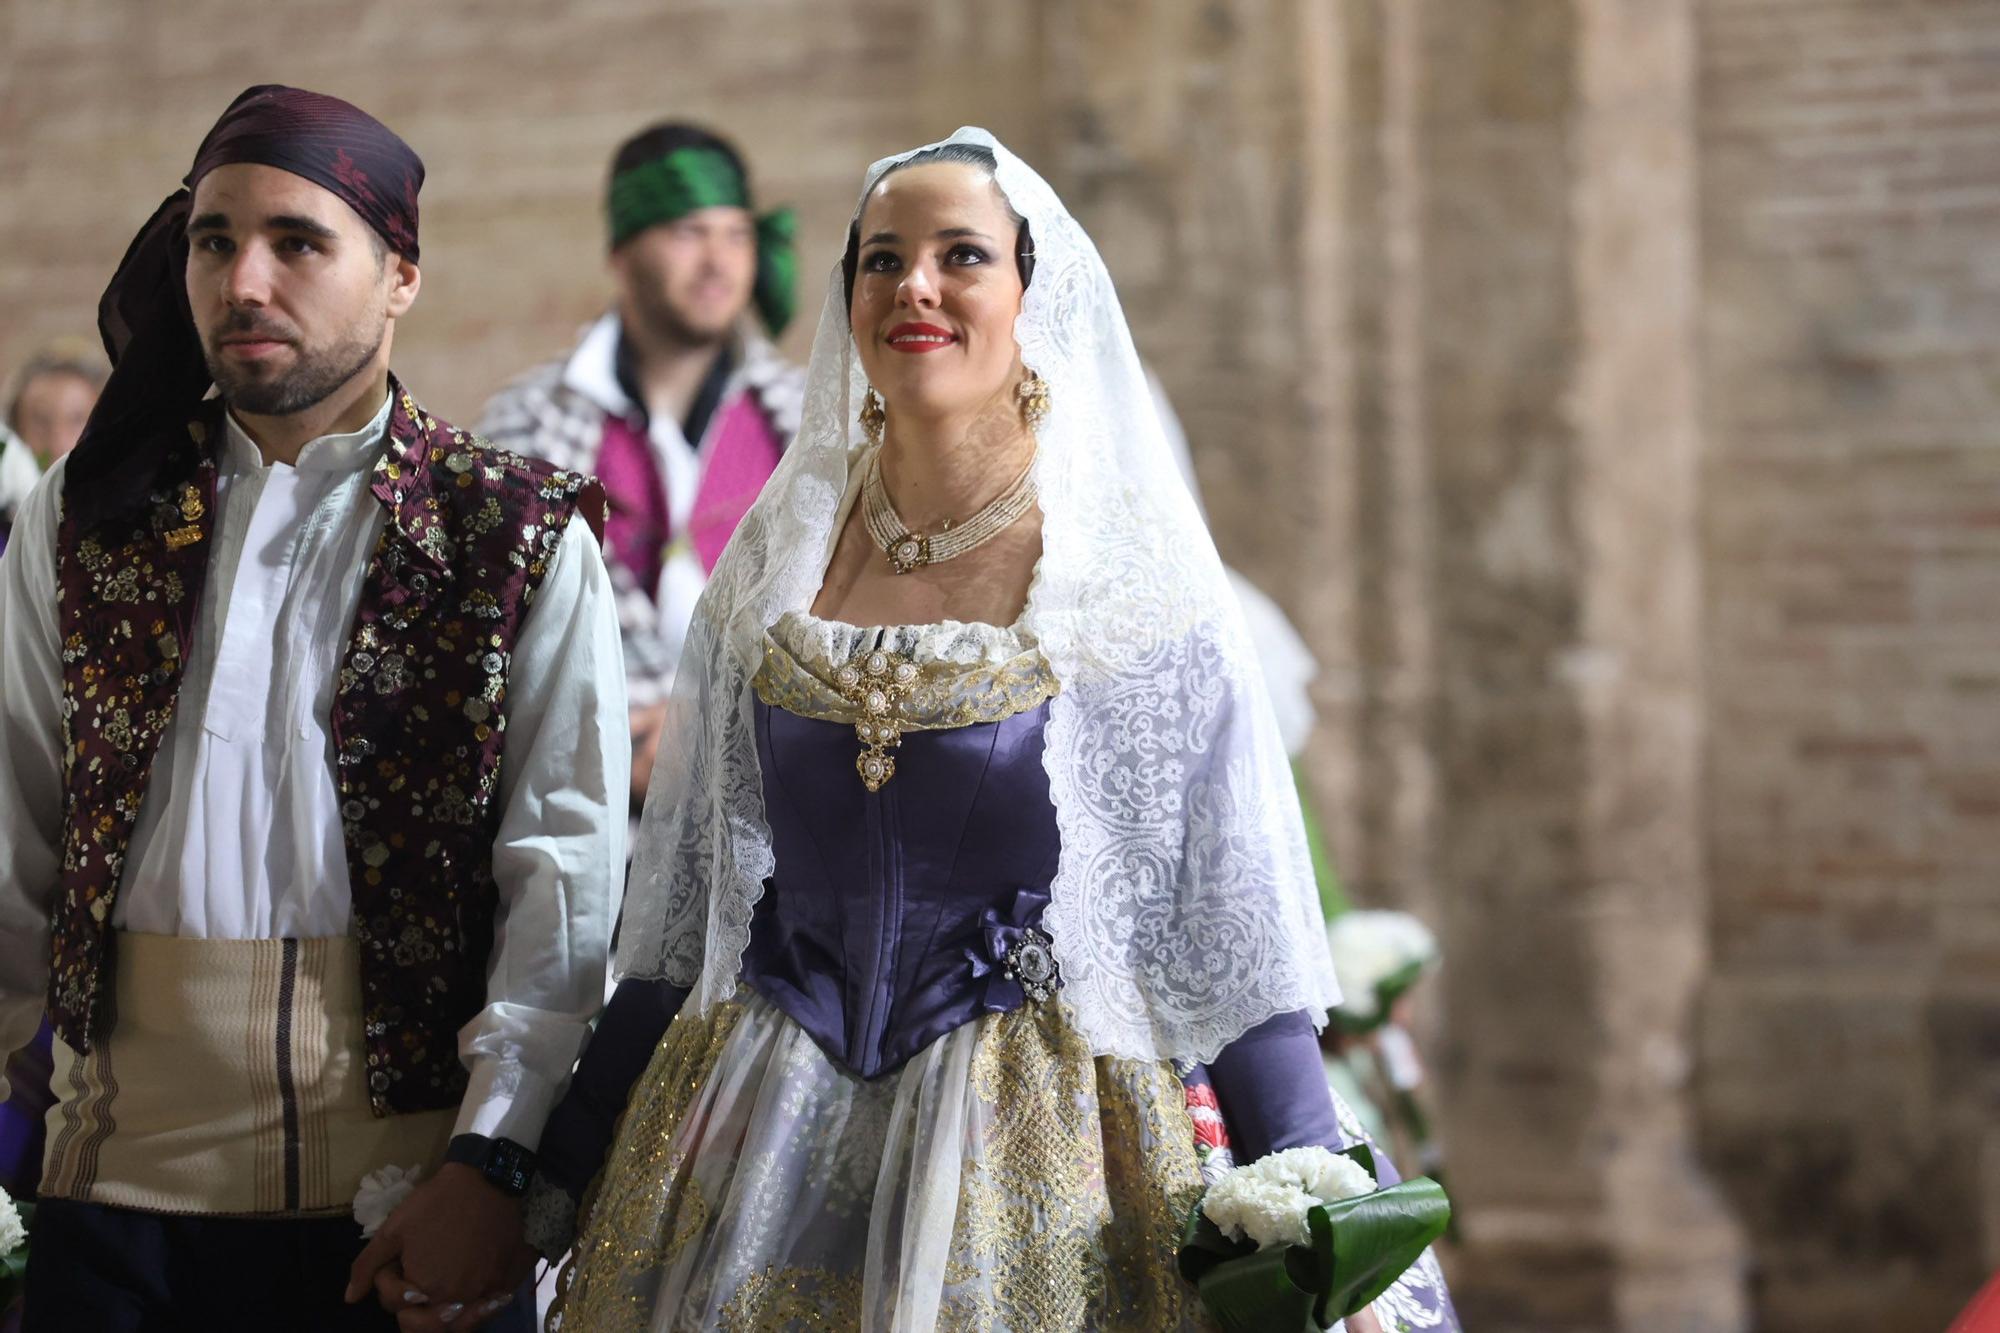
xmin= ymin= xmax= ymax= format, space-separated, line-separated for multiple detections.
xmin=497 ymin=1144 xmax=530 ymax=1192
xmin=466 ymin=1137 xmax=536 ymax=1196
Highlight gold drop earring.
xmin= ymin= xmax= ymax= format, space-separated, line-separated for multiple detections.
xmin=1016 ymin=370 xmax=1050 ymax=431
xmin=860 ymin=387 xmax=887 ymax=448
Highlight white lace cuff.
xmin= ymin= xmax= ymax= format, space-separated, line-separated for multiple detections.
xmin=522 ymin=1174 xmax=580 ymax=1260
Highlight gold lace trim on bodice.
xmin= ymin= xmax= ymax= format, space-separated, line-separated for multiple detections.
xmin=751 ymin=612 xmax=1059 ymax=791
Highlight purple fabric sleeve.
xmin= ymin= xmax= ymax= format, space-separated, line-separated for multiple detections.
xmin=1205 ymin=1009 xmax=1378 ymax=1171
xmin=0 ymin=1020 xmax=55 ymax=1197
xmin=535 ymin=978 xmax=689 ymax=1200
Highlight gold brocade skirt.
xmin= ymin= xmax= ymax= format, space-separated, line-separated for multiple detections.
xmin=552 ymin=992 xmax=1217 ymax=1333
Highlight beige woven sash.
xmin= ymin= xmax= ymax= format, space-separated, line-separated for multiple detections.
xmin=42 ymin=932 xmax=453 ymax=1217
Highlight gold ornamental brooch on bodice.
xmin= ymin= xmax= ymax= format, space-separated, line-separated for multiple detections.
xmin=752 ymin=621 xmax=1058 ymax=793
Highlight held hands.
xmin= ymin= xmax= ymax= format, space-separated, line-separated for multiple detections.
xmin=346 ymin=1162 xmax=538 ymax=1330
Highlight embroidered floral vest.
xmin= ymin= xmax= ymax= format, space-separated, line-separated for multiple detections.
xmin=50 ymin=381 xmax=605 ymax=1116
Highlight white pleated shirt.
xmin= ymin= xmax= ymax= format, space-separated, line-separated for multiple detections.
xmin=0 ymin=392 xmax=628 ymax=1145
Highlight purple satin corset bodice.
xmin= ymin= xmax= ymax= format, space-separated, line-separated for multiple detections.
xmin=744 ymin=694 xmax=1061 ymax=1079
xmin=736 ymin=616 xmax=1063 ymax=1080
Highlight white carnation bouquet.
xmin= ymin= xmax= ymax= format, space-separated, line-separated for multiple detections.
xmin=1177 ymin=1143 xmax=1449 ymax=1331
xmin=1326 ymin=911 xmax=1438 ymax=1034
xmin=0 ymin=1184 xmax=31 ymax=1311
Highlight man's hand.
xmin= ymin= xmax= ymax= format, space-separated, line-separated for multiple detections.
xmin=346 ymin=1163 xmax=534 ymax=1325
xmin=1346 ymin=1303 xmax=1386 ymax=1333
xmin=630 ymin=701 xmax=670 ymax=807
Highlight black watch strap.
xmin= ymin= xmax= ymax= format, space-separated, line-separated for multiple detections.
xmin=445 ymin=1133 xmax=537 ymax=1197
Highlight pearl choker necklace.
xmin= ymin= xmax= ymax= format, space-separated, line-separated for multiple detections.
xmin=861 ymin=451 xmax=1038 ymax=575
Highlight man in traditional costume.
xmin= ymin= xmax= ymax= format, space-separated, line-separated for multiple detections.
xmin=479 ymin=123 xmax=803 ymax=805
xmin=0 ymin=85 xmax=627 ymax=1331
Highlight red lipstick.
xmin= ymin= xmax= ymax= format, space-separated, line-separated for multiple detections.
xmin=885 ymin=322 xmax=957 ymax=354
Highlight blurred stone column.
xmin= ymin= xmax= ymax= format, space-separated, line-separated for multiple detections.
xmin=1310 ymin=0 xmax=1442 ymax=925
xmin=1413 ymin=1 xmax=1748 ymax=1327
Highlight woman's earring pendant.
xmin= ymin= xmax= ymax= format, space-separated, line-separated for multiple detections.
xmin=860 ymin=387 xmax=887 ymax=448
xmin=1017 ymin=371 xmax=1050 ymax=430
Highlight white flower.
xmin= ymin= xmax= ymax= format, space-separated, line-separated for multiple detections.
xmin=1327 ymin=911 xmax=1439 ymax=1023
xmin=1203 ymin=1173 xmax=1318 ymax=1248
xmin=0 ymin=1185 xmax=23 ymax=1255
xmin=352 ymin=1164 xmax=423 ymax=1238
xmin=1295 ymin=1148 xmax=1379 ymax=1205
xmin=1201 ymin=1146 xmax=1379 ymax=1249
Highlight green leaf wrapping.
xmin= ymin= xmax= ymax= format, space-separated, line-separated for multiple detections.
xmin=1178 ymin=1168 xmax=1451 ymax=1331
xmin=1317 ymin=1177 xmax=1451 ymax=1317
xmin=1197 ymin=1243 xmax=1323 ymax=1332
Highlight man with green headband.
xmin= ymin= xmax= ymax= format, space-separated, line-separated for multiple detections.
xmin=481 ymin=123 xmax=803 ymax=807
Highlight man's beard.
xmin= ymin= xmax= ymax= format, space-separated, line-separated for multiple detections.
xmin=205 ymin=312 xmax=385 ymax=417
xmin=626 ymin=259 xmax=739 ymax=349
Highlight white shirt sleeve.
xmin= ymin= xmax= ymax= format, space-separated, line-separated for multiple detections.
xmin=452 ymin=510 xmax=628 ymax=1146
xmin=0 ymin=462 xmax=69 ymax=1094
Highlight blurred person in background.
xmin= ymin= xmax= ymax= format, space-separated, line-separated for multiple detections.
xmin=1322 ymin=912 xmax=1451 ymax=1212
xmin=4 ymin=340 xmax=104 ymax=467
xmin=0 ymin=348 xmax=94 ymax=1326
xmin=0 ymin=424 xmax=36 ymax=557
xmin=480 ymin=122 xmax=805 ymax=812
xmin=0 ymin=85 xmax=626 ymax=1332
xmin=0 ymin=343 xmax=101 ymax=553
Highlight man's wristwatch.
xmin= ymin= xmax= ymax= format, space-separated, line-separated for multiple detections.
xmin=444 ymin=1133 xmax=537 ymax=1198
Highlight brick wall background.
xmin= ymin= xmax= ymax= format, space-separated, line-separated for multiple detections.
xmin=1696 ymin=2 xmax=2000 ymax=1327
xmin=4 ymin=1 xmax=1995 ymax=1326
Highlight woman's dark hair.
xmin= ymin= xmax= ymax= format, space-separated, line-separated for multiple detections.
xmin=841 ymin=142 xmax=1034 ymax=317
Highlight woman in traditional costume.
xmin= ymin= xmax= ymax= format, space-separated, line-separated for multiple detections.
xmin=539 ymin=129 xmax=1457 ymax=1332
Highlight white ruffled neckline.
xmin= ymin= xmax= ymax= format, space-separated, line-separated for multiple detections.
xmin=770 ymin=608 xmax=1034 ymax=669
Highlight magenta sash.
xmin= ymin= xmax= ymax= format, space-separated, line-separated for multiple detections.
xmin=686 ymin=395 xmax=785 ymax=572
xmin=595 ymin=414 xmax=672 ymax=598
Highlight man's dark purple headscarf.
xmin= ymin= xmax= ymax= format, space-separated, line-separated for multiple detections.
xmin=68 ymin=85 xmax=423 ymax=525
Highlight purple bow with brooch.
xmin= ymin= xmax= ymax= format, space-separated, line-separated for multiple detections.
xmin=965 ymin=889 xmax=1063 ymax=1009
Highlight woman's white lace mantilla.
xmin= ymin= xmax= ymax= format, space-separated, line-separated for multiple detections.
xmin=616 ymin=127 xmax=1340 ymax=1064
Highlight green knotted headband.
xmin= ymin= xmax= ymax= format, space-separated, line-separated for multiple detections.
xmin=607 ymin=145 xmax=798 ymax=336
